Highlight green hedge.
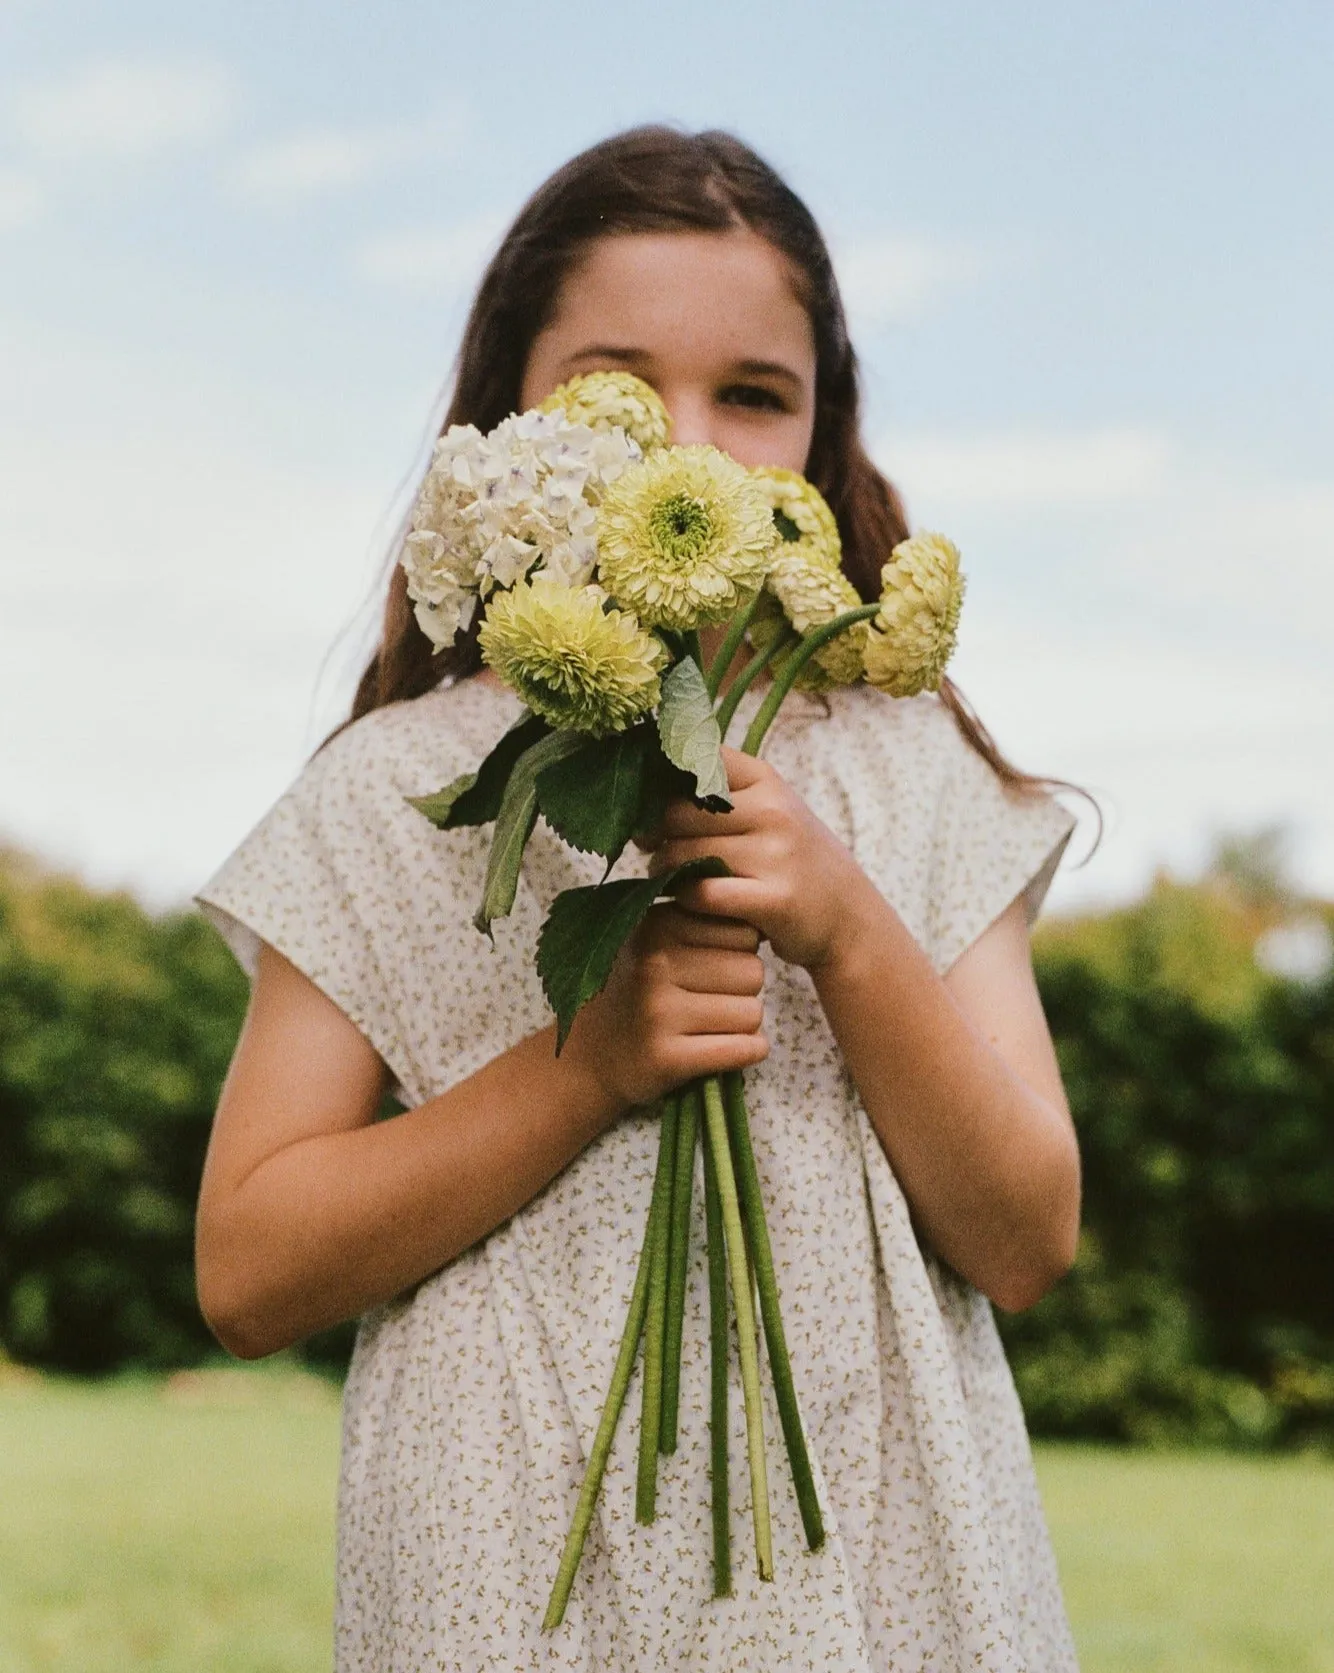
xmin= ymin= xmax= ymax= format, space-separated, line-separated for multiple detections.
xmin=1002 ymin=884 xmax=1334 ymax=1447
xmin=0 ymin=854 xmax=354 ymax=1375
xmin=1 ymin=850 xmax=1331 ymax=1444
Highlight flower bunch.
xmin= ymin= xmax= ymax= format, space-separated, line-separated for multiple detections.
xmin=863 ymin=532 xmax=966 ymax=697
xmin=402 ymin=382 xmax=658 ymax=653
xmin=540 ymin=368 xmax=673 ymax=455
xmin=477 ymin=576 xmax=669 ymax=737
xmin=400 ymin=372 xmax=967 ymax=1626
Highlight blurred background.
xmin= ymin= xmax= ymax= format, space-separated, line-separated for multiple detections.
xmin=1 ymin=3 xmax=1331 ymax=1670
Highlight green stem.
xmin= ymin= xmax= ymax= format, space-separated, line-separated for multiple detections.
xmin=723 ymin=1072 xmax=825 ymax=1552
xmin=705 ymin=589 xmax=766 ymax=700
xmin=684 ymin=627 xmax=705 ymax=672
xmin=660 ymin=1085 xmax=699 ymax=1453
xmin=714 ymin=631 xmax=797 ymax=746
xmin=702 ymin=1075 xmax=773 ymax=1581
xmin=740 ymin=603 xmax=881 ymax=757
xmin=636 ymin=1095 xmax=679 ymax=1523
xmin=544 ymin=1159 xmax=662 ymax=1630
xmin=701 ymin=1097 xmax=732 ymax=1598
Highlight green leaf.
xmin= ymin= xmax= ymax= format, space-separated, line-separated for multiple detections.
xmin=473 ymin=730 xmax=584 ymax=937
xmin=537 ymin=857 xmax=731 ymax=1049
xmin=657 ymin=657 xmax=731 ymax=811
xmin=635 ymin=749 xmax=698 ymax=840
xmin=407 ymin=710 xmax=549 ymax=830
xmin=535 ymin=724 xmax=657 ymax=865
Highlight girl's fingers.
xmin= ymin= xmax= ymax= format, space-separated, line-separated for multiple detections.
xmin=673 ymin=992 xmax=765 ymax=1036
xmin=644 ymin=905 xmax=759 ymax=953
xmin=656 ymin=752 xmax=775 ymax=839
xmin=649 ymin=834 xmax=757 ymax=879
xmin=674 ymin=876 xmax=773 ymax=923
xmin=669 ymin=1032 xmax=770 ymax=1080
xmin=719 ymin=747 xmax=770 ymax=791
xmin=666 ymin=947 xmax=765 ymax=997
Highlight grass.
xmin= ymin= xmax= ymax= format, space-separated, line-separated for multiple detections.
xmin=0 ymin=1364 xmax=340 ymax=1673
xmin=1039 ymin=1445 xmax=1334 ymax=1673
xmin=0 ymin=1365 xmax=1331 ymax=1671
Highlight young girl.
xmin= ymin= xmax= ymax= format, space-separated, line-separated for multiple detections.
xmin=196 ymin=127 xmax=1083 ymax=1671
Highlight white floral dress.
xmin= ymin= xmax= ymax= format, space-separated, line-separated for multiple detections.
xmin=197 ymin=675 xmax=1081 ymax=1672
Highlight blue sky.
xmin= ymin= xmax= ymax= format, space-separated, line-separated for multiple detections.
xmin=1 ymin=1 xmax=1331 ymax=910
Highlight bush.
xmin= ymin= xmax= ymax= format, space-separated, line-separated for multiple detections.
xmin=2 ymin=848 xmax=1331 ymax=1445
xmin=0 ymin=856 xmax=246 ymax=1371
xmin=999 ymin=879 xmax=1334 ymax=1447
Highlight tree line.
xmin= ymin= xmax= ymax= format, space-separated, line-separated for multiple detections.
xmin=1 ymin=840 xmax=1330 ymax=1446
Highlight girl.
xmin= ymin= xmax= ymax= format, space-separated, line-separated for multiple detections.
xmin=196 ymin=127 xmax=1083 ymax=1670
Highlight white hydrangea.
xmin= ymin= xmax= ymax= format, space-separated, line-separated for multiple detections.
xmin=400 ymin=411 xmax=641 ymax=649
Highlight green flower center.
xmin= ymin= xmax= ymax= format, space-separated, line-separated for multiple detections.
xmin=649 ymin=493 xmax=714 ymax=565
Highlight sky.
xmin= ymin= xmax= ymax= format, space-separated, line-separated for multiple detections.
xmin=1 ymin=0 xmax=1331 ymax=915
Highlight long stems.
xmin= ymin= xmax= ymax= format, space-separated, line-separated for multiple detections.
xmin=544 ymin=1154 xmax=664 ymax=1630
xmin=723 ymin=1072 xmax=824 ymax=1552
xmin=636 ymin=1095 xmax=679 ymax=1522
xmin=705 ymin=589 xmax=767 ymax=700
xmin=701 ymin=1102 xmax=732 ymax=1597
xmin=660 ymin=1086 xmax=699 ymax=1453
xmin=740 ymin=603 xmax=881 ymax=756
xmin=702 ymin=1075 xmax=773 ymax=1581
xmin=715 ymin=631 xmax=796 ymax=745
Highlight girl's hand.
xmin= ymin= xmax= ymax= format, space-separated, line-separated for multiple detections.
xmin=561 ymin=903 xmax=769 ymax=1112
xmin=645 ymin=748 xmax=876 ymax=971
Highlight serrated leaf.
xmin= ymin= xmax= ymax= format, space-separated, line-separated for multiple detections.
xmin=407 ymin=710 xmax=549 ymax=830
xmin=534 ymin=724 xmax=657 ymax=866
xmin=537 ymin=857 xmax=732 ymax=1049
xmin=634 ymin=748 xmax=697 ymax=840
xmin=656 ymin=657 xmax=731 ymax=811
xmin=473 ymin=729 xmax=585 ymax=936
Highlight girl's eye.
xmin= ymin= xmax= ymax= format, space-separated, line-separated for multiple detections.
xmin=717 ymin=383 xmax=788 ymax=413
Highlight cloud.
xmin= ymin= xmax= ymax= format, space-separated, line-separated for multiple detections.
xmin=229 ymin=112 xmax=465 ymax=203
xmin=11 ymin=56 xmax=236 ymax=163
xmin=0 ymin=324 xmax=386 ymax=904
xmin=231 ymin=129 xmax=382 ymax=197
xmin=0 ymin=166 xmax=43 ymax=230
xmin=355 ymin=210 xmax=509 ymax=293
xmin=878 ymin=425 xmax=1173 ymax=508
xmin=832 ymin=233 xmax=984 ymax=329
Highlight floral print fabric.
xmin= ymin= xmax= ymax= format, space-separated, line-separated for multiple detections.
xmin=197 ymin=676 xmax=1079 ymax=1672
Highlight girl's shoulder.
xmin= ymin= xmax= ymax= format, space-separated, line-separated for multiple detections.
xmin=776 ymin=682 xmax=987 ymax=813
xmin=195 ymin=677 xmax=521 ymax=990
xmin=783 ymin=683 xmax=1078 ymax=972
xmin=305 ymin=676 xmax=524 ymax=812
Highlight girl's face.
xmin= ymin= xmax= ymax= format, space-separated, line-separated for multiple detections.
xmin=520 ymin=230 xmax=817 ymax=473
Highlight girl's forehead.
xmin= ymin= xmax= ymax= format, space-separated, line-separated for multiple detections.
xmin=550 ymin=229 xmax=814 ymax=363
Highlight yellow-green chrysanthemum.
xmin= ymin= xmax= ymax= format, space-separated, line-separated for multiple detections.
xmin=596 ymin=444 xmax=778 ymax=631
xmin=540 ymin=370 xmax=672 ymax=455
xmin=749 ymin=466 xmax=842 ymax=572
xmin=749 ymin=550 xmax=869 ymax=691
xmin=863 ymin=532 xmax=965 ymax=697
xmin=477 ymin=575 xmax=668 ymax=736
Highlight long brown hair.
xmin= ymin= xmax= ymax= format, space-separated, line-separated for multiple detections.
xmin=348 ymin=124 xmax=1069 ymax=802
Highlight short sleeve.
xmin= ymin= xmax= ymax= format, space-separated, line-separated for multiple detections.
xmin=924 ymin=728 xmax=1077 ymax=975
xmin=194 ymin=736 xmax=409 ymax=1086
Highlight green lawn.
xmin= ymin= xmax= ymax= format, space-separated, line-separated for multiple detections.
xmin=1 ymin=1366 xmax=1331 ymax=1672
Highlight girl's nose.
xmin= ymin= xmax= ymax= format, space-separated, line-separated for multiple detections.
xmin=660 ymin=388 xmax=715 ymax=450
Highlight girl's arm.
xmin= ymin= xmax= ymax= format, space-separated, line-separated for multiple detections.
xmin=196 ymin=910 xmax=768 ymax=1359
xmin=653 ymin=749 xmax=1080 ymax=1314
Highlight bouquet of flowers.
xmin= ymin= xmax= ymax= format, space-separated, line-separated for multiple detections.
xmin=401 ymin=371 xmax=965 ymax=1626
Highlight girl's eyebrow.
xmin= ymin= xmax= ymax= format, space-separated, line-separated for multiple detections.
xmin=730 ymin=358 xmax=804 ymax=391
xmin=566 ymin=345 xmax=804 ymax=390
xmin=566 ymin=343 xmax=653 ymax=368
